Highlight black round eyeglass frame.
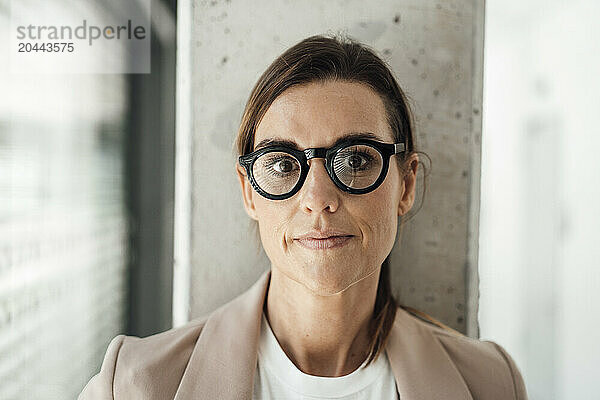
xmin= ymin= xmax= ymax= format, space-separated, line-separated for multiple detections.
xmin=238 ymin=138 xmax=406 ymax=200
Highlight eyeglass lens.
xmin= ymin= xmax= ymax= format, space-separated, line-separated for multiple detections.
xmin=253 ymin=151 xmax=302 ymax=196
xmin=251 ymin=144 xmax=384 ymax=196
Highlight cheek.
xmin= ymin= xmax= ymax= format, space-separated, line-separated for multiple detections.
xmin=358 ymin=183 xmax=399 ymax=250
xmin=254 ymin=199 xmax=292 ymax=248
xmin=368 ymin=204 xmax=396 ymax=241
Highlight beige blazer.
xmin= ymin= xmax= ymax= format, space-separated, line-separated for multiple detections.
xmin=79 ymin=269 xmax=528 ymax=399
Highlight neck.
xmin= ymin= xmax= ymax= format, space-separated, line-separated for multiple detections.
xmin=264 ymin=266 xmax=380 ymax=377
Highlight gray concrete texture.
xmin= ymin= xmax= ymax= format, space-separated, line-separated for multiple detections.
xmin=188 ymin=0 xmax=484 ymax=335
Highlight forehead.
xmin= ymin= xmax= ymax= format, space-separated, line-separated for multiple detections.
xmin=254 ymin=80 xmax=393 ymax=150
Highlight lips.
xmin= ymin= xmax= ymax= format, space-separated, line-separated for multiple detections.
xmin=293 ymin=229 xmax=354 ymax=250
xmin=294 ymin=229 xmax=353 ymax=240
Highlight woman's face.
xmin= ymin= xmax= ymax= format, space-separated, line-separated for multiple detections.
xmin=237 ymin=80 xmax=417 ymax=296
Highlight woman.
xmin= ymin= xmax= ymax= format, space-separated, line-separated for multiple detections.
xmin=79 ymin=35 xmax=528 ymax=400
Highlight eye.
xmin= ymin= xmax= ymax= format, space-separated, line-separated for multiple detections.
xmin=273 ymin=158 xmax=296 ymax=173
xmin=347 ymin=153 xmax=368 ymax=169
xmin=344 ymin=149 xmax=374 ymax=171
xmin=332 ymin=144 xmax=383 ymax=189
xmin=263 ymin=155 xmax=300 ymax=177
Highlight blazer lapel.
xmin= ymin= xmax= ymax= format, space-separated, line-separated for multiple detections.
xmin=385 ymin=307 xmax=474 ymax=400
xmin=173 ymin=269 xmax=271 ymax=400
xmin=174 ymin=269 xmax=473 ymax=400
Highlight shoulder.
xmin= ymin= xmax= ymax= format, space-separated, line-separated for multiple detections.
xmin=79 ymin=315 xmax=210 ymax=399
xmin=399 ymin=306 xmax=528 ymax=400
xmin=117 ymin=314 xmax=209 ymax=363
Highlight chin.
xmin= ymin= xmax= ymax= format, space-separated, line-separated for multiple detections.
xmin=299 ymin=269 xmax=362 ymax=296
xmin=302 ymin=281 xmax=350 ymax=296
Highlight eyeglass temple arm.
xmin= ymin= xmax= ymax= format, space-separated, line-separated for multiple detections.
xmin=394 ymin=143 xmax=405 ymax=154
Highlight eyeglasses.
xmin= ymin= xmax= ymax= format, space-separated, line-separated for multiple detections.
xmin=238 ymin=138 xmax=406 ymax=200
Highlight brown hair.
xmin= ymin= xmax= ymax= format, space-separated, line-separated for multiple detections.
xmin=234 ymin=34 xmax=430 ymax=367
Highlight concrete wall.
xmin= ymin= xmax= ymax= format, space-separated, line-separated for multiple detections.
xmin=179 ymin=0 xmax=484 ymax=335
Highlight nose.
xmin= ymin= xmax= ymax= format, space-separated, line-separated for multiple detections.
xmin=299 ymin=158 xmax=340 ymax=214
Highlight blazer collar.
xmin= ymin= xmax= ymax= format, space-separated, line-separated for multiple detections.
xmin=174 ymin=269 xmax=473 ymax=400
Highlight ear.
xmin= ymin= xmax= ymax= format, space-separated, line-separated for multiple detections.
xmin=236 ymin=162 xmax=259 ymax=221
xmin=398 ymin=153 xmax=419 ymax=216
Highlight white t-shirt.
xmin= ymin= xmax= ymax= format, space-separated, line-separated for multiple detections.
xmin=252 ymin=312 xmax=400 ymax=399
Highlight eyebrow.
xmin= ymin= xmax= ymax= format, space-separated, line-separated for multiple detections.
xmin=254 ymin=132 xmax=383 ymax=151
